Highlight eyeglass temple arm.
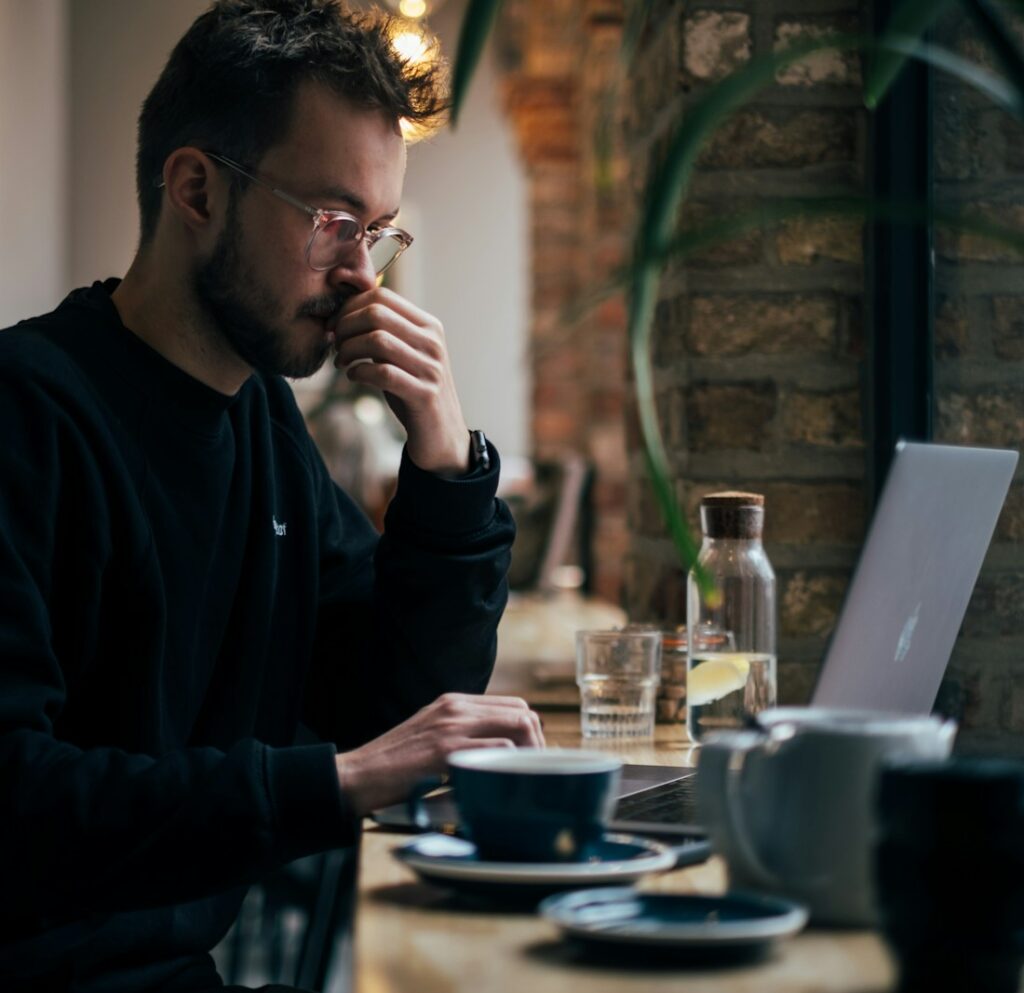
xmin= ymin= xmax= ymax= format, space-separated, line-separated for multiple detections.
xmin=201 ymin=152 xmax=321 ymax=219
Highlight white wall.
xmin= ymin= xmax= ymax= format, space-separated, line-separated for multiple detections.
xmin=69 ymin=0 xmax=208 ymax=286
xmin=3 ymin=0 xmax=529 ymax=459
xmin=0 ymin=0 xmax=68 ymax=325
xmin=401 ymin=1 xmax=531 ymax=459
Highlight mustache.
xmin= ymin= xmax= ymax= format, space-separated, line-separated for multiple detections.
xmin=298 ymin=293 xmax=352 ymax=320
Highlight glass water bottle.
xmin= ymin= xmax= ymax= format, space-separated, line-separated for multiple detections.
xmin=686 ymin=491 xmax=776 ymax=743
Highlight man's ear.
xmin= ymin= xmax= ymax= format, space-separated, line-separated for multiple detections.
xmin=160 ymin=148 xmax=224 ymax=233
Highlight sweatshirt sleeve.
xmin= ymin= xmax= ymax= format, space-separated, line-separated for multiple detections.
xmin=0 ymin=372 xmax=358 ymax=930
xmin=302 ymin=439 xmax=515 ymax=749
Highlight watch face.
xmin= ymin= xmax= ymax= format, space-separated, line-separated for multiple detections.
xmin=470 ymin=430 xmax=490 ymax=470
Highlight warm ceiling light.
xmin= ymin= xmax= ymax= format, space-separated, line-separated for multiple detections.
xmin=382 ymin=0 xmax=448 ymax=19
xmin=392 ymin=28 xmax=430 ymax=64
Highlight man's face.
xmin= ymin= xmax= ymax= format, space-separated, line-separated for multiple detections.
xmin=193 ymin=81 xmax=407 ymax=379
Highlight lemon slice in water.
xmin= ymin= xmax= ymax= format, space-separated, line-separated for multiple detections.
xmin=687 ymin=655 xmax=750 ymax=706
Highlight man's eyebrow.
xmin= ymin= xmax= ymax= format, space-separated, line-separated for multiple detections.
xmin=313 ymin=184 xmax=399 ymax=222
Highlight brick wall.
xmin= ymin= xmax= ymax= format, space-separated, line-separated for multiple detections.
xmin=930 ymin=8 xmax=1024 ymax=751
xmin=620 ymin=0 xmax=868 ymax=710
xmin=498 ymin=0 xmax=1023 ymax=748
xmin=500 ymin=0 xmax=631 ymax=601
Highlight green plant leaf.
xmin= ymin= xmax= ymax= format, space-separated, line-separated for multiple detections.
xmin=626 ymin=37 xmax=858 ymax=599
xmin=628 ymin=31 xmax=1024 ymax=596
xmin=658 ymin=196 xmax=1024 ymax=266
xmin=580 ymin=136 xmax=1023 ymax=598
xmin=863 ymin=0 xmax=955 ymax=108
xmin=630 ymin=278 xmax=715 ymax=601
xmin=626 ymin=43 xmax=836 ymax=599
xmin=620 ymin=1 xmax=653 ymax=67
xmin=538 ymin=191 xmax=1024 ymax=364
xmin=629 ymin=195 xmax=1024 ymax=601
xmin=443 ymin=1 xmax=1024 ymax=602
xmin=638 ymin=32 xmax=1022 ymax=268
xmin=962 ymin=0 xmax=1024 ymax=100
xmin=884 ymin=32 xmax=1024 ymax=111
xmin=449 ymin=0 xmax=503 ymax=128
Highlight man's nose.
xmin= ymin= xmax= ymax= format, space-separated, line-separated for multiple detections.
xmin=326 ymin=240 xmax=378 ymax=294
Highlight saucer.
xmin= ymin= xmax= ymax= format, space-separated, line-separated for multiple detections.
xmin=539 ymin=887 xmax=809 ymax=952
xmin=393 ymin=833 xmax=676 ymax=900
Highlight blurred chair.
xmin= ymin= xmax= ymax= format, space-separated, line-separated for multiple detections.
xmin=492 ymin=455 xmax=624 ymax=703
xmin=217 ymin=829 xmax=361 ymax=993
xmin=504 ymin=454 xmax=593 ymax=593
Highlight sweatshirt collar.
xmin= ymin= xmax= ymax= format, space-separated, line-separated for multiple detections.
xmin=68 ymin=279 xmax=246 ymax=435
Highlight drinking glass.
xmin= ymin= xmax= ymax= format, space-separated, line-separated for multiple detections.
xmin=574 ymin=629 xmax=662 ymax=739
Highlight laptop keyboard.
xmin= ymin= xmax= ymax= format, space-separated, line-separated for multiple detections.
xmin=370 ymin=776 xmax=703 ymax=837
xmin=613 ymin=776 xmax=699 ymax=826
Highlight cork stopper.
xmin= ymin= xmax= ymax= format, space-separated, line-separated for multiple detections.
xmin=700 ymin=491 xmax=765 ymax=539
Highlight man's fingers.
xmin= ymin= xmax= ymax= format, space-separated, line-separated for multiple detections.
xmin=332 ymin=301 xmax=439 ymax=352
xmin=328 ymin=287 xmax=468 ymax=475
xmin=332 ymin=310 xmax=439 ymax=358
xmin=338 ymin=286 xmax=435 ymax=329
xmin=332 ymin=323 xmax=427 ymax=364
xmin=344 ymin=360 xmax=430 ymax=407
xmin=475 ymin=694 xmax=537 ymax=709
xmin=338 ymin=692 xmax=547 ymax=815
xmin=432 ymin=692 xmax=536 ymax=713
xmin=411 ymin=693 xmax=542 ymax=747
xmin=448 ymin=737 xmax=516 ymax=753
xmin=335 ymin=335 xmax=442 ymax=388
xmin=527 ymin=710 xmax=546 ymax=747
xmin=428 ymin=692 xmax=537 ymax=721
xmin=443 ymin=706 xmax=544 ymax=748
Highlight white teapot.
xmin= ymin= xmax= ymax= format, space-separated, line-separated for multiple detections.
xmin=696 ymin=707 xmax=957 ymax=926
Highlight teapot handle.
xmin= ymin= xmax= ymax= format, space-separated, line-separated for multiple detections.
xmin=722 ymin=722 xmax=830 ymax=890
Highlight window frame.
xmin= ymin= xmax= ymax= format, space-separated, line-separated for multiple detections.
xmin=866 ymin=0 xmax=936 ymax=506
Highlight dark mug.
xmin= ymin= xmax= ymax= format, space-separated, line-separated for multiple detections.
xmin=429 ymin=747 xmax=622 ymax=863
xmin=875 ymin=757 xmax=1024 ymax=993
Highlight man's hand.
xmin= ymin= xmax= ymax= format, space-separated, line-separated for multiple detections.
xmin=335 ymin=693 xmax=545 ymax=816
xmin=329 ymin=287 xmax=470 ymax=477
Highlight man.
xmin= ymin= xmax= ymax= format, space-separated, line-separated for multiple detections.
xmin=0 ymin=1 xmax=543 ymax=989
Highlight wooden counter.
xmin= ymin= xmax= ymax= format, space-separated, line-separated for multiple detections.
xmin=354 ymin=713 xmax=896 ymax=993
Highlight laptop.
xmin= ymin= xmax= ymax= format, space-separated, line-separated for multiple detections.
xmin=373 ymin=442 xmax=1018 ymax=840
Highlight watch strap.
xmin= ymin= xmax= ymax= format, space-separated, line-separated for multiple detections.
xmin=469 ymin=429 xmax=491 ymax=472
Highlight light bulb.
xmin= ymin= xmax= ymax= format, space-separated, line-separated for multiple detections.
xmin=391 ymin=29 xmax=429 ymax=64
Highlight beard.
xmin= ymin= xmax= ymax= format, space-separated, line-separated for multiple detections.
xmin=192 ymin=198 xmax=343 ymax=380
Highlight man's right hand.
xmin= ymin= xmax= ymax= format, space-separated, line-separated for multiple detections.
xmin=335 ymin=693 xmax=545 ymax=816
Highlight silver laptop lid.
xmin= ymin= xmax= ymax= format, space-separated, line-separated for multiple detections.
xmin=812 ymin=442 xmax=1018 ymax=714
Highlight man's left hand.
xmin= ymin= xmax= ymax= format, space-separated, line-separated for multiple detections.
xmin=329 ymin=287 xmax=470 ymax=477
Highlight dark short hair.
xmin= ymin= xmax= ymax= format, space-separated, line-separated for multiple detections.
xmin=136 ymin=0 xmax=447 ymax=243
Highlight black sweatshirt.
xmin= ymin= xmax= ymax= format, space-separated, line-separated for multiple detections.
xmin=0 ymin=280 xmax=513 ymax=991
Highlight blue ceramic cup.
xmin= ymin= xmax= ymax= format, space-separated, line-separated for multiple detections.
xmin=445 ymin=748 xmax=623 ymax=863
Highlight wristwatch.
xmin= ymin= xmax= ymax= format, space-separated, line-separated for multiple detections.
xmin=469 ymin=429 xmax=491 ymax=473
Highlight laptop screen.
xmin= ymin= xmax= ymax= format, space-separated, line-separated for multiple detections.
xmin=812 ymin=442 xmax=1017 ymax=714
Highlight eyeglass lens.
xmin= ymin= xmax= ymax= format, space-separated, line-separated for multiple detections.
xmin=309 ymin=218 xmax=405 ymax=274
xmin=367 ymin=235 xmax=405 ymax=275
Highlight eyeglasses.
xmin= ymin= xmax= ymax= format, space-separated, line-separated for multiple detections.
xmin=202 ymin=152 xmax=413 ymax=275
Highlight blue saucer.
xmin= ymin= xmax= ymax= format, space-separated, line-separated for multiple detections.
xmin=393 ymin=833 xmax=676 ymax=900
xmin=539 ymin=887 xmax=808 ymax=952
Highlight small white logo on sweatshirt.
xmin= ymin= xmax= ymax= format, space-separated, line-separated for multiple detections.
xmin=272 ymin=516 xmax=287 ymax=537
